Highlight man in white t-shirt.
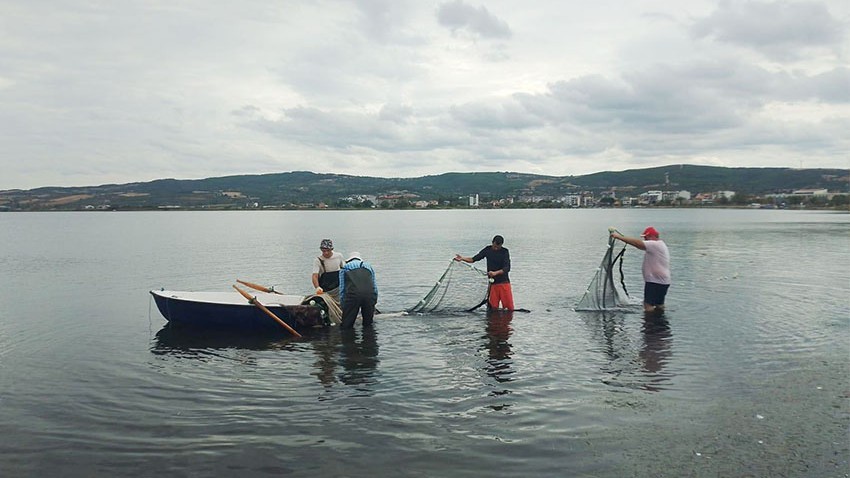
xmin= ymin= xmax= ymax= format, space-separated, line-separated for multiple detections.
xmin=610 ymin=226 xmax=671 ymax=314
xmin=312 ymin=239 xmax=345 ymax=297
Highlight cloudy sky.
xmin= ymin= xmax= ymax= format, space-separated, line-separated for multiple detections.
xmin=1 ymin=0 xmax=848 ymax=190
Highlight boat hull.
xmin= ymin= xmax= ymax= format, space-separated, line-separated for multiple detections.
xmin=150 ymin=290 xmax=324 ymax=332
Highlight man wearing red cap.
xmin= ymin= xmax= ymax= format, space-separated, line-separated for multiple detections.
xmin=610 ymin=226 xmax=671 ymax=313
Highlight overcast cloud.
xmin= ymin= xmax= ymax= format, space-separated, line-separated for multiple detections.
xmin=0 ymin=0 xmax=847 ymax=189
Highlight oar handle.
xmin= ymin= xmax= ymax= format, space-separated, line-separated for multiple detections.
xmin=233 ymin=285 xmax=302 ymax=338
xmin=237 ymin=279 xmax=282 ymax=294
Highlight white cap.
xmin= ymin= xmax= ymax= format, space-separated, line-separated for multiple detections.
xmin=346 ymin=251 xmax=362 ymax=262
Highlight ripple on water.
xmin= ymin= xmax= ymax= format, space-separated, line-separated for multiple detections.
xmin=1 ymin=209 xmax=847 ymax=478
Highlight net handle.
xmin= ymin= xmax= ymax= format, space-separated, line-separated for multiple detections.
xmin=454 ymin=259 xmax=487 ymax=276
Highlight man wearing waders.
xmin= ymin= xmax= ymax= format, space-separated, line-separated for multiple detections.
xmin=338 ymin=252 xmax=378 ymax=329
xmin=312 ymin=239 xmax=345 ymax=298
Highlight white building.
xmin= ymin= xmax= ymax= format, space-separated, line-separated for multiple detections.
xmin=660 ymin=190 xmax=691 ymax=202
xmin=640 ymin=190 xmax=664 ymax=204
xmin=792 ymin=188 xmax=828 ymax=196
xmin=562 ymin=195 xmax=581 ymax=207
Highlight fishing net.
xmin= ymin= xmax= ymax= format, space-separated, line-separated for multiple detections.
xmin=301 ymin=293 xmax=342 ymax=326
xmin=408 ymin=260 xmax=490 ymax=314
xmin=576 ymin=233 xmax=631 ymax=311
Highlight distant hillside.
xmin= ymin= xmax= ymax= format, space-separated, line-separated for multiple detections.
xmin=575 ymin=165 xmax=847 ymax=193
xmin=1 ymin=165 xmax=847 ymax=211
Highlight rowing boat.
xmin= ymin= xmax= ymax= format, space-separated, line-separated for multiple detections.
xmin=150 ymin=289 xmax=327 ymax=331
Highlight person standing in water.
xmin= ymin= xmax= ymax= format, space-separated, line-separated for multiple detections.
xmin=610 ymin=226 xmax=671 ymax=313
xmin=312 ymin=239 xmax=345 ymax=298
xmin=338 ymin=252 xmax=378 ymax=329
xmin=454 ymin=235 xmax=514 ymax=310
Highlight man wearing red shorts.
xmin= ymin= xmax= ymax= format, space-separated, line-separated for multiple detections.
xmin=454 ymin=235 xmax=515 ymax=310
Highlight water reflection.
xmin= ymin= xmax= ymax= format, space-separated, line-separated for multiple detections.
xmin=152 ymin=325 xmax=381 ymax=392
xmin=337 ymin=327 xmax=380 ymax=388
xmin=151 ymin=325 xmax=296 ymax=357
xmin=639 ymin=314 xmax=672 ymax=374
xmin=311 ymin=327 xmax=341 ymax=387
xmin=482 ymin=309 xmax=515 ymax=399
xmin=310 ymin=326 xmax=380 ymax=393
xmin=589 ymin=312 xmax=674 ymax=392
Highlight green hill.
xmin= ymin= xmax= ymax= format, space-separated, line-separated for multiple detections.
xmin=1 ymin=165 xmax=847 ymax=211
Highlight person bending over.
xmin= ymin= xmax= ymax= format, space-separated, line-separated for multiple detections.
xmin=338 ymin=252 xmax=378 ymax=329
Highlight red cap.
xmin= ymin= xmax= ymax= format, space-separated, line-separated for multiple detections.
xmin=641 ymin=226 xmax=659 ymax=238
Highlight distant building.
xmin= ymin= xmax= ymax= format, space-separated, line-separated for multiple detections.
xmin=518 ymin=195 xmax=554 ymax=203
xmin=656 ymin=190 xmax=690 ymax=202
xmin=468 ymin=194 xmax=479 ymax=207
xmin=792 ymin=188 xmax=828 ymax=196
xmin=694 ymin=193 xmax=714 ymax=204
xmin=640 ymin=190 xmax=663 ymax=204
xmin=562 ymin=195 xmax=581 ymax=207
xmin=343 ymin=194 xmax=377 ymax=205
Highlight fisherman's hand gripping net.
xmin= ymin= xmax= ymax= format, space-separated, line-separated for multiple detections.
xmin=408 ymin=260 xmax=491 ymax=314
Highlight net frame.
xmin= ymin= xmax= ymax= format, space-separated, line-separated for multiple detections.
xmin=576 ymin=234 xmax=631 ymax=311
xmin=408 ymin=260 xmax=490 ymax=314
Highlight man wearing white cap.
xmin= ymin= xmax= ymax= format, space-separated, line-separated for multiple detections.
xmin=338 ymin=251 xmax=378 ymax=329
xmin=610 ymin=226 xmax=671 ymax=313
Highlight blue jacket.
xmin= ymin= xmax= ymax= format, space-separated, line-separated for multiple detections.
xmin=338 ymin=259 xmax=378 ymax=305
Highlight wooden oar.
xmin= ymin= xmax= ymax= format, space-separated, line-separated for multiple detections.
xmin=232 ymin=285 xmax=302 ymax=338
xmin=237 ymin=279 xmax=282 ymax=294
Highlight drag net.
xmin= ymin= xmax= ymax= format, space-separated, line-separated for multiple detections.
xmin=408 ymin=260 xmax=490 ymax=314
xmin=576 ymin=234 xmax=631 ymax=311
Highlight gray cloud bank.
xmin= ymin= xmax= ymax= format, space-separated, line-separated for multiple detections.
xmin=0 ymin=0 xmax=847 ymax=189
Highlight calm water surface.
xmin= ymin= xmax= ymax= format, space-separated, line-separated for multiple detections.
xmin=0 ymin=209 xmax=848 ymax=477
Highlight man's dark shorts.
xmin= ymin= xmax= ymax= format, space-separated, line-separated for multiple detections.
xmin=644 ymin=282 xmax=670 ymax=306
